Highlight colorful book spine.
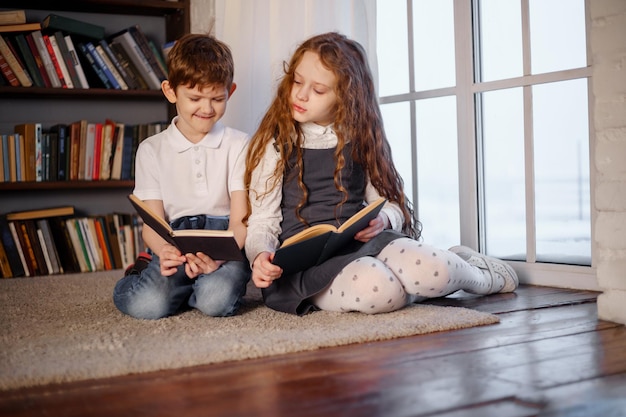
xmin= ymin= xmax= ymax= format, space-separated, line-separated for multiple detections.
xmin=64 ymin=35 xmax=89 ymax=89
xmin=31 ymin=31 xmax=61 ymax=88
xmin=0 ymin=34 xmax=32 ymax=87
xmin=42 ymin=34 xmax=67 ymax=88
xmin=48 ymin=34 xmax=73 ymax=88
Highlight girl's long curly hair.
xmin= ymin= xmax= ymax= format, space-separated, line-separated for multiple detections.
xmin=245 ymin=32 xmax=420 ymax=238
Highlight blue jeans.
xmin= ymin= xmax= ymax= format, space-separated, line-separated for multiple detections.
xmin=113 ymin=215 xmax=250 ymax=319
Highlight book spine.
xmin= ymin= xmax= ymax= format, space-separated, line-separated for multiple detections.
xmin=31 ymin=31 xmax=61 ymax=88
xmin=25 ymin=33 xmax=52 ymax=87
xmin=127 ymin=25 xmax=167 ymax=81
xmin=48 ymin=34 xmax=73 ymax=88
xmin=13 ymin=34 xmax=45 ymax=87
xmin=42 ymin=34 xmax=67 ymax=88
xmin=0 ymin=49 xmax=20 ymax=86
xmin=95 ymin=44 xmax=127 ymax=90
xmin=86 ymin=42 xmax=120 ymax=89
xmin=0 ymin=216 xmax=26 ymax=277
xmin=0 ymin=34 xmax=32 ymax=87
xmin=64 ymin=35 xmax=89 ymax=89
xmin=108 ymin=41 xmax=148 ymax=90
xmin=54 ymin=31 xmax=81 ymax=88
xmin=7 ymin=221 xmax=30 ymax=276
xmin=111 ymin=32 xmax=161 ymax=89
xmin=42 ymin=14 xmax=105 ymax=41
xmin=0 ymin=10 xmax=26 ymax=26
xmin=99 ymin=40 xmax=138 ymax=90
xmin=77 ymin=42 xmax=111 ymax=89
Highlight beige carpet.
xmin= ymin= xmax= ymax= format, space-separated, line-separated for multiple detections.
xmin=0 ymin=270 xmax=499 ymax=390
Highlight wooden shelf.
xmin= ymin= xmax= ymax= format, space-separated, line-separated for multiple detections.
xmin=0 ymin=86 xmax=165 ymax=100
xmin=1 ymin=1 xmax=186 ymax=16
xmin=0 ymin=181 xmax=134 ymax=191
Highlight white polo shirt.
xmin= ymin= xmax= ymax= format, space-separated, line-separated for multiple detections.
xmin=133 ymin=117 xmax=249 ymax=222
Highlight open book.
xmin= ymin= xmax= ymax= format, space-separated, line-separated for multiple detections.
xmin=128 ymin=194 xmax=244 ymax=261
xmin=272 ymin=197 xmax=386 ymax=274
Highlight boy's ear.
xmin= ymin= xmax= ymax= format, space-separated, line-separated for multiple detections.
xmin=228 ymin=82 xmax=237 ymax=99
xmin=161 ymin=80 xmax=177 ymax=104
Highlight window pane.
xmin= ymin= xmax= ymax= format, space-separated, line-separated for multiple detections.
xmin=412 ymin=0 xmax=456 ymax=90
xmin=481 ymin=88 xmax=526 ymax=260
xmin=415 ymin=97 xmax=459 ymax=248
xmin=529 ymin=0 xmax=587 ymax=74
xmin=381 ymin=102 xmax=413 ymax=198
xmin=376 ymin=0 xmax=409 ymax=96
xmin=533 ymin=79 xmax=590 ymax=265
xmin=477 ymin=0 xmax=523 ymax=82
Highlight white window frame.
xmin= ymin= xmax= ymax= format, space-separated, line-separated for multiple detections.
xmin=378 ymin=0 xmax=598 ymax=290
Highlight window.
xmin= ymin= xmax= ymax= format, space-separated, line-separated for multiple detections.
xmin=376 ymin=0 xmax=594 ymax=287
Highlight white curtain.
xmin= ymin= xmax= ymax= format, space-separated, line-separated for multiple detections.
xmin=213 ymin=0 xmax=377 ymax=135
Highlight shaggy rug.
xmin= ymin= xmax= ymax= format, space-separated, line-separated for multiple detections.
xmin=0 ymin=270 xmax=499 ymax=390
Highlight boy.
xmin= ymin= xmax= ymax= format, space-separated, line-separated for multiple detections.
xmin=113 ymin=34 xmax=250 ymax=320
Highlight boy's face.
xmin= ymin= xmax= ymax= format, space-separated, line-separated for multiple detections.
xmin=162 ymin=81 xmax=236 ymax=143
xmin=290 ymin=51 xmax=337 ymax=127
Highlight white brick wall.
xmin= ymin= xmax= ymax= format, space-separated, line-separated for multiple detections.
xmin=591 ymin=0 xmax=626 ymax=324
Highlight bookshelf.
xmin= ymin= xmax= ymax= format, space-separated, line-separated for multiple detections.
xmin=0 ymin=0 xmax=190 ymax=215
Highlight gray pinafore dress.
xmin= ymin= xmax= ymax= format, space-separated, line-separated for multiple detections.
xmin=261 ymin=145 xmax=404 ymax=315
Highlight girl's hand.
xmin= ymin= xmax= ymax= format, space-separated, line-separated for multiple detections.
xmin=184 ymin=252 xmax=225 ymax=279
xmin=251 ymin=251 xmax=283 ymax=288
xmin=158 ymin=243 xmax=186 ymax=276
xmin=354 ymin=213 xmax=389 ymax=243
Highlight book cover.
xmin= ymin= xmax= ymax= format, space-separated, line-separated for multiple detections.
xmin=84 ymin=122 xmax=96 ymax=180
xmin=120 ymin=124 xmax=135 ymax=180
xmin=69 ymin=120 xmax=86 ymax=180
xmin=93 ymin=216 xmax=113 ymax=270
xmin=91 ymin=122 xmax=103 ymax=180
xmin=35 ymin=224 xmax=53 ymax=274
xmin=128 ymin=194 xmax=245 ymax=261
xmin=42 ymin=14 xmax=105 ymax=41
xmin=272 ymin=198 xmax=387 ymax=274
xmin=99 ymin=120 xmax=115 ymax=180
xmin=0 ymin=215 xmax=26 ymax=277
xmin=47 ymin=130 xmax=59 ymax=181
xmin=31 ymin=30 xmax=61 ymax=87
xmin=83 ymin=217 xmax=103 ymax=271
xmin=0 ymin=34 xmax=32 ymax=87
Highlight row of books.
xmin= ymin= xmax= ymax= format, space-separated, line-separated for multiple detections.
xmin=0 ymin=10 xmax=169 ymax=90
xmin=0 ymin=206 xmax=145 ymax=278
xmin=0 ymin=121 xmax=168 ymax=183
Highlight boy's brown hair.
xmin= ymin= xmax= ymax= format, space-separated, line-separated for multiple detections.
xmin=166 ymin=33 xmax=234 ymax=90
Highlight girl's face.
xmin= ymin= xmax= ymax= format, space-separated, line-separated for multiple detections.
xmin=290 ymin=51 xmax=338 ymax=126
xmin=162 ymin=81 xmax=236 ymax=143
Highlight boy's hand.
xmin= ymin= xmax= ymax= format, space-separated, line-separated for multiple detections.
xmin=184 ymin=252 xmax=225 ymax=279
xmin=251 ymin=251 xmax=282 ymax=288
xmin=158 ymin=243 xmax=186 ymax=276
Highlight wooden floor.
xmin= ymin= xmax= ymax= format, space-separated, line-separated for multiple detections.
xmin=1 ymin=285 xmax=625 ymax=417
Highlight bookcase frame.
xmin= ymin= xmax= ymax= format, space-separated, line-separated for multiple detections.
xmin=0 ymin=0 xmax=190 ymax=214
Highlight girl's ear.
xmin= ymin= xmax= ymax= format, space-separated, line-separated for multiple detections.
xmin=161 ymin=80 xmax=177 ymax=104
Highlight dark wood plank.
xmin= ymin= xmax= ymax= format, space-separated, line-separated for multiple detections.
xmin=0 ymin=287 xmax=623 ymax=417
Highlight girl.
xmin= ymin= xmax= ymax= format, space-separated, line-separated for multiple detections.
xmin=244 ymin=32 xmax=517 ymax=315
